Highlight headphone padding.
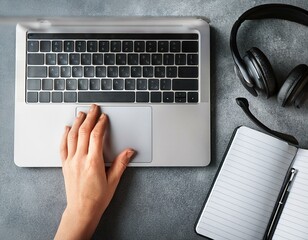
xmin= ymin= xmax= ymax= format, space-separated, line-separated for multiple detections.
xmin=277 ymin=64 xmax=308 ymax=107
xmin=248 ymin=47 xmax=277 ymax=97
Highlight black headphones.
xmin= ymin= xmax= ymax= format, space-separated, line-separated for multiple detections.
xmin=230 ymin=4 xmax=308 ymax=108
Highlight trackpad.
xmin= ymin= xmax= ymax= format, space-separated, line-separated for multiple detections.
xmin=76 ymin=106 xmax=152 ymax=163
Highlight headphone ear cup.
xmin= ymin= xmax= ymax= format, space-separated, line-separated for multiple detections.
xmin=246 ymin=47 xmax=277 ymax=98
xmin=277 ymin=64 xmax=308 ymax=107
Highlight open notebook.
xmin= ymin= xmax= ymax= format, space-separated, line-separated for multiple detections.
xmin=195 ymin=126 xmax=308 ymax=240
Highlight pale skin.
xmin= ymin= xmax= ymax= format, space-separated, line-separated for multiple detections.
xmin=55 ymin=104 xmax=135 ymax=240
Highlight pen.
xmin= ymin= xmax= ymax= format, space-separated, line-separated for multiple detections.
xmin=264 ymin=168 xmax=297 ymax=240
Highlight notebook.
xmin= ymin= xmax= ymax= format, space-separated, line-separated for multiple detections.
xmin=14 ymin=17 xmax=211 ymax=167
xmin=195 ymin=126 xmax=308 ymax=240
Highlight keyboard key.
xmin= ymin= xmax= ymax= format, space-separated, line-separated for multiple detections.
xmin=113 ymin=79 xmax=124 ymax=90
xmin=128 ymin=54 xmax=138 ymax=65
xmin=27 ymin=79 xmax=41 ymax=90
xmin=137 ymin=79 xmax=147 ymax=90
xmin=111 ymin=41 xmax=121 ymax=52
xmin=136 ymin=92 xmax=149 ymax=102
xmin=93 ymin=54 xmax=103 ymax=65
xmin=64 ymin=92 xmax=77 ymax=102
xmin=46 ymin=54 xmax=56 ymax=65
xmin=72 ymin=66 xmax=82 ymax=77
xmin=107 ymin=66 xmax=118 ymax=77
xmin=52 ymin=41 xmax=62 ymax=52
xmin=160 ymin=79 xmax=171 ymax=90
xmin=49 ymin=66 xmax=59 ymax=77
xmin=170 ymin=41 xmax=180 ymax=52
xmin=64 ymin=41 xmax=74 ymax=52
xmin=188 ymin=92 xmax=198 ymax=102
xmin=28 ymin=41 xmax=39 ymax=52
xmin=28 ymin=66 xmax=47 ymax=77
xmin=134 ymin=41 xmax=145 ymax=52
xmin=90 ymin=79 xmax=100 ymax=90
xmin=27 ymin=92 xmax=38 ymax=102
xmin=58 ymin=54 xmax=68 ymax=65
xmin=125 ymin=79 xmax=135 ymax=90
xmin=42 ymin=79 xmax=53 ymax=90
xmin=182 ymin=41 xmax=198 ymax=52
xmin=99 ymin=41 xmax=109 ymax=52
xmin=175 ymin=54 xmax=186 ymax=65
xmin=61 ymin=66 xmax=71 ymax=77
xmin=54 ymin=79 xmax=65 ymax=90
xmin=96 ymin=66 xmax=106 ymax=77
xmin=39 ymin=92 xmax=50 ymax=103
xmin=143 ymin=66 xmax=153 ymax=77
xmin=40 ymin=41 xmax=51 ymax=52
xmin=28 ymin=54 xmax=44 ymax=65
xmin=146 ymin=41 xmax=156 ymax=52
xmin=150 ymin=92 xmax=161 ymax=103
xmin=172 ymin=79 xmax=198 ymax=90
xmin=84 ymin=66 xmax=94 ymax=77
xmin=69 ymin=54 xmax=80 ymax=65
xmin=163 ymin=54 xmax=174 ymax=65
xmin=187 ymin=54 xmax=198 ymax=65
xmin=149 ymin=79 xmax=159 ymax=90
xmin=178 ymin=67 xmax=198 ymax=78
xmin=155 ymin=66 xmax=165 ymax=77
xmin=101 ymin=79 xmax=112 ymax=90
xmin=104 ymin=54 xmax=115 ymax=65
xmin=87 ymin=41 xmax=97 ymax=52
xmin=116 ymin=54 xmax=126 ymax=65
xmin=175 ymin=92 xmax=186 ymax=103
xmin=158 ymin=41 xmax=169 ymax=52
xmin=166 ymin=67 xmax=177 ymax=77
xmin=119 ymin=66 xmax=130 ymax=77
xmin=152 ymin=54 xmax=162 ymax=65
xmin=76 ymin=41 xmax=86 ymax=52
xmin=52 ymin=92 xmax=63 ymax=103
xmin=131 ymin=67 xmax=141 ymax=77
xmin=163 ymin=92 xmax=174 ymax=103
xmin=78 ymin=92 xmax=135 ymax=103
xmin=81 ymin=54 xmax=91 ymax=65
xmin=78 ymin=79 xmax=88 ymax=90
xmin=122 ymin=41 xmax=133 ymax=52
xmin=140 ymin=54 xmax=150 ymax=65
xmin=66 ymin=79 xmax=77 ymax=90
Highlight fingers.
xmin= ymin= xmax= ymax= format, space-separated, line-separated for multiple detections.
xmin=88 ymin=113 xmax=108 ymax=158
xmin=76 ymin=104 xmax=100 ymax=155
xmin=60 ymin=126 xmax=70 ymax=162
xmin=107 ymin=149 xmax=135 ymax=190
xmin=67 ymin=112 xmax=86 ymax=158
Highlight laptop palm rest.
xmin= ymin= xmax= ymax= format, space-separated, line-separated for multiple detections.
xmin=76 ymin=106 xmax=152 ymax=163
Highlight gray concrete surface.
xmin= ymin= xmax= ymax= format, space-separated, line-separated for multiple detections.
xmin=0 ymin=0 xmax=307 ymax=239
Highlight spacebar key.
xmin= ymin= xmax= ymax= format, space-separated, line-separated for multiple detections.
xmin=78 ymin=92 xmax=135 ymax=102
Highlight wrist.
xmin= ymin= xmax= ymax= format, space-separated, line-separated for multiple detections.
xmin=55 ymin=207 xmax=103 ymax=240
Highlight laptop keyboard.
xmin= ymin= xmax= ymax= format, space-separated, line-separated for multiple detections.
xmin=26 ymin=33 xmax=199 ymax=103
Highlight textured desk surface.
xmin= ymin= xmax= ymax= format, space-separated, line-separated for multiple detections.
xmin=0 ymin=0 xmax=307 ymax=239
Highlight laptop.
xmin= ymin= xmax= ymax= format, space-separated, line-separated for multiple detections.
xmin=14 ymin=17 xmax=210 ymax=167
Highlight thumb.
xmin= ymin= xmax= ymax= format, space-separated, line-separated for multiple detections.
xmin=107 ymin=148 xmax=135 ymax=190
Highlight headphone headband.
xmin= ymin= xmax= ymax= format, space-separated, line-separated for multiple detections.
xmin=230 ymin=4 xmax=308 ymax=95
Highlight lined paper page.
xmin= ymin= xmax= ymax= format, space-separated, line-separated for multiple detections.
xmin=196 ymin=126 xmax=297 ymax=240
xmin=273 ymin=148 xmax=308 ymax=240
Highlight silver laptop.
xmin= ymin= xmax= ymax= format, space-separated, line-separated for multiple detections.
xmin=14 ymin=17 xmax=210 ymax=167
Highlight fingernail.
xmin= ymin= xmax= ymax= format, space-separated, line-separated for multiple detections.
xmin=100 ymin=113 xmax=106 ymax=119
xmin=77 ymin=111 xmax=84 ymax=118
xmin=126 ymin=149 xmax=135 ymax=160
xmin=89 ymin=104 xmax=96 ymax=112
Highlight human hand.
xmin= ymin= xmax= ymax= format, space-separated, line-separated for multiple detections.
xmin=55 ymin=104 xmax=135 ymax=240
